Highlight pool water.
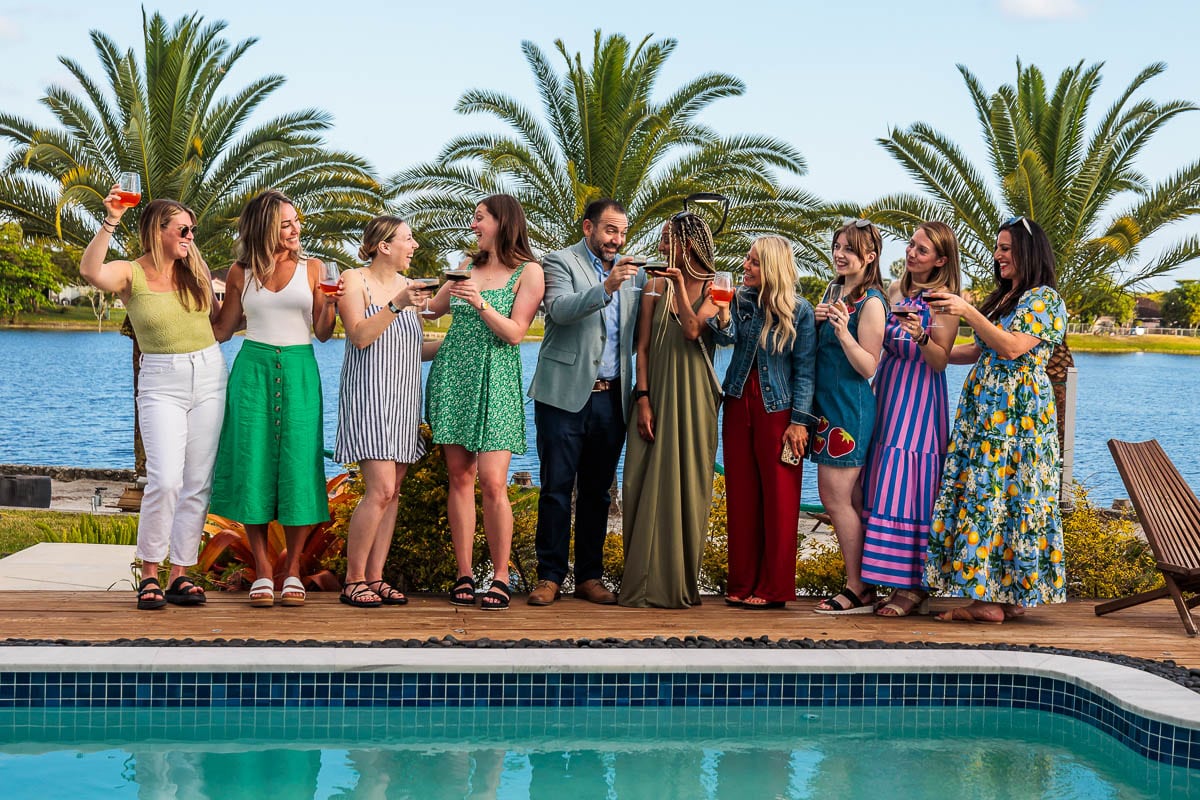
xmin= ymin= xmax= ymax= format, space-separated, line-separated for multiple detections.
xmin=0 ymin=706 xmax=1193 ymax=799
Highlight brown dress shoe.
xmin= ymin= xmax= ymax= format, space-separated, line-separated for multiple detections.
xmin=573 ymin=578 xmax=617 ymax=605
xmin=527 ymin=579 xmax=561 ymax=606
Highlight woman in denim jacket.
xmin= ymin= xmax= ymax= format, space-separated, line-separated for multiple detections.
xmin=711 ymin=236 xmax=816 ymax=608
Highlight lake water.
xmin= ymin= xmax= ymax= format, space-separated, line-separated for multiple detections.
xmin=0 ymin=329 xmax=1195 ymax=507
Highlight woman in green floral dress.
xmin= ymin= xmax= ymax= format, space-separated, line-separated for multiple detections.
xmin=923 ymin=216 xmax=1068 ymax=623
xmin=424 ymin=195 xmax=545 ymax=610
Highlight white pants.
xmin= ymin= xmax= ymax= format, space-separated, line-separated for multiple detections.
xmin=135 ymin=344 xmax=228 ymax=566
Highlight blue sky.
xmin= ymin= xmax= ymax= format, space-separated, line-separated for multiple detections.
xmin=2 ymin=0 xmax=1199 ymax=286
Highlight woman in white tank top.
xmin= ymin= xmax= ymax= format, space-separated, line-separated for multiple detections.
xmin=211 ymin=190 xmax=339 ymax=607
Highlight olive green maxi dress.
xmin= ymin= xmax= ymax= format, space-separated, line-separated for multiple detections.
xmin=619 ymin=287 xmax=720 ymax=608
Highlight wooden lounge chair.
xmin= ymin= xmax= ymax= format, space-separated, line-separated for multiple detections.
xmin=1097 ymin=439 xmax=1200 ymax=636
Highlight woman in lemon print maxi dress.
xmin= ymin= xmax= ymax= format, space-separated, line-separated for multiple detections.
xmin=923 ymin=216 xmax=1068 ymax=624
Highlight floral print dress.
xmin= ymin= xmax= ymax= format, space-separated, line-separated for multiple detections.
xmin=923 ymin=286 xmax=1068 ymax=606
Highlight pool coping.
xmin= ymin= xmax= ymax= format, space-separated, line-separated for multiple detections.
xmin=2 ymin=646 xmax=1197 ymax=730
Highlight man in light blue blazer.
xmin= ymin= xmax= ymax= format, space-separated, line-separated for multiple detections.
xmin=527 ymin=199 xmax=643 ymax=605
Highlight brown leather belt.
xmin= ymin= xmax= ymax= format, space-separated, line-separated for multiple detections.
xmin=592 ymin=378 xmax=617 ymax=392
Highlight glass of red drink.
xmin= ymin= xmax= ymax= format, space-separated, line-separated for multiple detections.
xmin=319 ymin=261 xmax=340 ymax=295
xmin=116 ymin=173 xmax=141 ymax=207
xmin=711 ymin=271 xmax=734 ymax=304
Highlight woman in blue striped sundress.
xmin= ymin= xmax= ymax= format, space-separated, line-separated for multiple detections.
xmin=859 ymin=221 xmax=961 ymax=617
xmin=334 ymin=216 xmax=435 ymax=608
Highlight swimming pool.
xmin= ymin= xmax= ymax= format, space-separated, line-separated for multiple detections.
xmin=0 ymin=648 xmax=1196 ymax=798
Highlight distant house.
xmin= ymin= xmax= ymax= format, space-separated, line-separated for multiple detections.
xmin=1134 ymin=296 xmax=1162 ymax=331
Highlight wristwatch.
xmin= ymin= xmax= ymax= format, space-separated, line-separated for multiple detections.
xmin=479 ymin=300 xmax=491 ymax=312
xmin=634 ymin=389 xmax=651 ymax=401
xmin=387 ymin=301 xmax=403 ymax=314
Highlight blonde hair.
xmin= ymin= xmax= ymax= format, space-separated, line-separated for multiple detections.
xmin=138 ymin=199 xmax=211 ymax=312
xmin=359 ymin=215 xmax=406 ymax=262
xmin=899 ymin=221 xmax=962 ymax=296
xmin=235 ymin=189 xmax=296 ymax=287
xmin=751 ymin=236 xmax=798 ymax=354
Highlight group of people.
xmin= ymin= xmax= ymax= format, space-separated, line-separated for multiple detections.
xmin=80 ymin=185 xmax=1067 ymax=624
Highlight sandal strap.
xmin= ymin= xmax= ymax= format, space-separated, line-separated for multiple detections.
xmin=343 ymin=581 xmax=379 ymax=601
xmin=249 ymin=578 xmax=274 ymax=596
xmin=824 ymin=585 xmax=873 ymax=611
xmin=451 ymin=575 xmax=476 ymax=599
xmin=366 ymin=580 xmax=405 ymax=601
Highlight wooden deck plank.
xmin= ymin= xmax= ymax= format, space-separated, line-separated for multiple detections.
xmin=0 ymin=593 xmax=1196 ymax=668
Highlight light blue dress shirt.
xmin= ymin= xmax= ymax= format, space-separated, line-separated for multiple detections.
xmin=584 ymin=243 xmax=621 ymax=381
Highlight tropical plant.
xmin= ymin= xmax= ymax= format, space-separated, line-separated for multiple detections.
xmin=864 ymin=60 xmax=1200 ymax=318
xmin=195 ymin=474 xmax=354 ymax=592
xmin=391 ymin=31 xmax=830 ymax=271
xmin=0 ymin=9 xmax=385 ymax=270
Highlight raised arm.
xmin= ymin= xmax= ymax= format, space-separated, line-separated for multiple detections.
xmin=834 ymin=293 xmax=885 ymax=379
xmin=930 ymin=290 xmax=1040 ymax=360
xmin=79 ymin=185 xmax=135 ymax=299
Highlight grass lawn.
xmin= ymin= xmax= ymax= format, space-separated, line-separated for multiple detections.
xmin=2 ymin=305 xmax=127 ymax=331
xmin=1065 ymin=333 xmax=1200 ymax=355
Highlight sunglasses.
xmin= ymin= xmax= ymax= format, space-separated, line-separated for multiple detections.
xmin=852 ymin=218 xmax=872 ymax=229
xmin=165 ymin=224 xmax=199 ymax=237
xmin=1004 ymin=216 xmax=1033 ymax=236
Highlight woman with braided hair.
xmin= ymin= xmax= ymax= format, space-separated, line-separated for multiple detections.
xmin=619 ymin=212 xmax=723 ymax=608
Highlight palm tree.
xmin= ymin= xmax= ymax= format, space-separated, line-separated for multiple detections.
xmin=0 ymin=9 xmax=385 ymax=269
xmin=0 ymin=10 xmax=386 ymax=475
xmin=390 ymin=31 xmax=828 ymax=270
xmin=864 ymin=60 xmax=1200 ymax=318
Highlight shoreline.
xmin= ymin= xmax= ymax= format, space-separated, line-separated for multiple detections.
xmin=2 ymin=322 xmax=1194 ymax=352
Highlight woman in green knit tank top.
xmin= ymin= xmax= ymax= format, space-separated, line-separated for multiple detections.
xmin=80 ymin=191 xmax=225 ymax=611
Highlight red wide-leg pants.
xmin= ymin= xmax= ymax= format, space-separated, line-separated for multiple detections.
xmin=722 ymin=369 xmax=803 ymax=602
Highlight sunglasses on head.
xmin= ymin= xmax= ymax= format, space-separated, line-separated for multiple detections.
xmin=1004 ymin=216 xmax=1033 ymax=236
xmin=851 ymin=218 xmax=872 ymax=229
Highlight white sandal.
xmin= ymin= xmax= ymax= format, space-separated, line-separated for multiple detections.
xmin=249 ymin=577 xmax=274 ymax=608
xmin=280 ymin=575 xmax=306 ymax=607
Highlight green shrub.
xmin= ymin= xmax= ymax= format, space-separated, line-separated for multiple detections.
xmin=1062 ymin=483 xmax=1162 ymax=599
xmin=795 ymin=537 xmax=847 ymax=597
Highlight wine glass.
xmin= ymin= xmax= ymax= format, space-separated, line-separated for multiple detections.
xmin=821 ymin=281 xmax=844 ymax=306
xmin=890 ymin=301 xmax=919 ymax=341
xmin=116 ymin=173 xmax=141 ymax=208
xmin=319 ymin=261 xmax=340 ymax=296
xmin=711 ymin=271 xmax=734 ymax=304
xmin=919 ymin=289 xmax=944 ymax=328
xmin=444 ymin=265 xmax=471 ymax=308
xmin=415 ymin=277 xmax=440 ymax=315
xmin=624 ymin=259 xmax=645 ymax=293
xmin=643 ymin=261 xmax=668 ymax=297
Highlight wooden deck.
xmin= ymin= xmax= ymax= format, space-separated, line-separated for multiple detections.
xmin=0 ymin=592 xmax=1196 ymax=668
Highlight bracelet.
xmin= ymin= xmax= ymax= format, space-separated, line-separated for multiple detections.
xmin=915 ymin=331 xmax=930 ymax=346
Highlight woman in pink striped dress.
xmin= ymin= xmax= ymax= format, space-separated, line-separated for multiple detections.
xmin=860 ymin=222 xmax=961 ymax=617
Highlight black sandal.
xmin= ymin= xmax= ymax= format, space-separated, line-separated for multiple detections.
xmin=136 ymin=577 xmax=166 ymax=610
xmin=480 ymin=579 xmax=511 ymax=611
xmin=339 ymin=581 xmax=382 ymax=608
xmin=449 ymin=575 xmax=477 ymax=606
xmin=813 ymin=585 xmax=877 ymax=615
xmin=366 ymin=580 xmax=408 ymax=606
xmin=164 ymin=575 xmax=207 ymax=606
